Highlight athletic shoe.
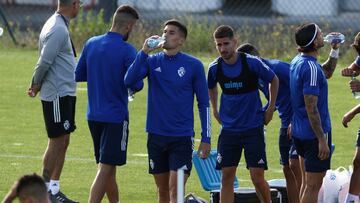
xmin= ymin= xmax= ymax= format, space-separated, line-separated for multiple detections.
xmin=48 ymin=191 xmax=60 ymax=203
xmin=52 ymin=191 xmax=79 ymax=203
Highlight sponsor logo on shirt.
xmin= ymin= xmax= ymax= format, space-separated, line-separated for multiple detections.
xmin=178 ymin=67 xmax=185 ymax=77
xmin=224 ymin=81 xmax=243 ymax=89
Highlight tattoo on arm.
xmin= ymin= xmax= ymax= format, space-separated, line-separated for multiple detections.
xmin=321 ymin=57 xmax=337 ymax=79
xmin=304 ymin=95 xmax=325 ymax=140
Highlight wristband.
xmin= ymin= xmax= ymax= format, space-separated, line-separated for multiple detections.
xmin=355 ymin=56 xmax=360 ymax=66
xmin=329 ymin=49 xmax=339 ymax=58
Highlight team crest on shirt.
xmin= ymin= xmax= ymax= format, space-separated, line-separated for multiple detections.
xmin=178 ymin=67 xmax=186 ymax=77
xmin=63 ymin=120 xmax=70 ymax=130
xmin=149 ymin=159 xmax=154 ymax=170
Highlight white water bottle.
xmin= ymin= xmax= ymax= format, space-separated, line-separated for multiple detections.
xmin=147 ymin=36 xmax=165 ymax=48
xmin=351 ymin=76 xmax=360 ymax=99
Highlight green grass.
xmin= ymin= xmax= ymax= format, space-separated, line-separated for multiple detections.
xmin=0 ymin=48 xmax=358 ymax=202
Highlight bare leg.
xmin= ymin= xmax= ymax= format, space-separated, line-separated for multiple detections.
xmin=298 ymin=157 xmax=306 ymax=200
xmin=105 ymin=167 xmax=119 ymax=203
xmin=220 ymin=166 xmax=236 ymax=203
xmin=249 ymin=167 xmax=271 ymax=203
xmin=168 ymin=170 xmax=189 ymax=203
xmin=153 ymin=173 xmax=170 ymax=203
xmin=88 ymin=163 xmax=116 ymax=203
xmin=289 ymin=158 xmax=302 ymax=192
xmin=42 ymin=134 xmax=70 ymax=182
xmin=283 ymin=165 xmax=300 ymax=203
xmin=349 ymin=147 xmax=360 ymax=196
xmin=301 ymin=171 xmax=325 ymax=203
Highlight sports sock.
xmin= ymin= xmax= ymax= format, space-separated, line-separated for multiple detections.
xmin=49 ymin=180 xmax=60 ymax=195
xmin=345 ymin=193 xmax=358 ymax=202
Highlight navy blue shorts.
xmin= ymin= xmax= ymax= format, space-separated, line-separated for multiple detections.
xmin=216 ymin=127 xmax=267 ymax=170
xmin=357 ymin=128 xmax=360 ymax=147
xmin=279 ymin=128 xmax=298 ymax=166
xmin=147 ymin=133 xmax=194 ymax=174
xmin=88 ymin=120 xmax=129 ymax=166
xmin=293 ymin=132 xmax=332 ymax=172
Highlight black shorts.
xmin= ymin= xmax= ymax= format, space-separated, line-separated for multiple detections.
xmin=88 ymin=120 xmax=129 ymax=166
xmin=42 ymin=96 xmax=76 ymax=138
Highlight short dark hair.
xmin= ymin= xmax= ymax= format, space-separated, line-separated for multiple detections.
xmin=112 ymin=4 xmax=139 ymax=29
xmin=213 ymin=25 xmax=234 ymax=39
xmin=237 ymin=43 xmax=260 ymax=56
xmin=16 ymin=174 xmax=47 ymax=200
xmin=295 ymin=23 xmax=318 ymax=53
xmin=164 ymin=19 xmax=187 ymax=39
xmin=58 ymin=0 xmax=73 ymax=6
xmin=115 ymin=4 xmax=139 ymax=20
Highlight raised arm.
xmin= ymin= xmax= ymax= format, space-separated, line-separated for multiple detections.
xmin=321 ymin=43 xmax=340 ymax=79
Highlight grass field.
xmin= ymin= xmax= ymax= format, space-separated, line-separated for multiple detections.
xmin=0 ymin=48 xmax=359 ymax=202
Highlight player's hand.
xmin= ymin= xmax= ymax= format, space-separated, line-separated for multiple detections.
xmin=213 ymin=110 xmax=221 ymax=124
xmin=27 ymin=84 xmax=40 ymax=97
xmin=142 ymin=35 xmax=162 ymax=54
xmin=197 ymin=142 xmax=211 ymax=159
xmin=341 ymin=68 xmax=356 ymax=77
xmin=342 ymin=111 xmax=355 ymax=128
xmin=352 ymin=32 xmax=360 ymax=55
xmin=318 ymin=137 xmax=330 ymax=160
xmin=350 ymin=79 xmax=360 ymax=92
xmin=264 ymin=105 xmax=275 ymax=125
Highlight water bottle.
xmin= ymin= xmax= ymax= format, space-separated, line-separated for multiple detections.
xmin=351 ymin=76 xmax=360 ymax=99
xmin=0 ymin=27 xmax=3 ymax=36
xmin=147 ymin=36 xmax=165 ymax=48
xmin=324 ymin=33 xmax=345 ymax=44
xmin=128 ymin=88 xmax=135 ymax=102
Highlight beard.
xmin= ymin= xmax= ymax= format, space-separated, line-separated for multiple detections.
xmin=123 ymin=32 xmax=129 ymax=41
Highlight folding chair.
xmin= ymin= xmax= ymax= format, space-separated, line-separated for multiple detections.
xmin=193 ymin=150 xmax=281 ymax=203
xmin=192 ymin=150 xmax=239 ymax=191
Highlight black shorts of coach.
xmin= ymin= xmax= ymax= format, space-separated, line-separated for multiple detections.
xmin=41 ymin=96 xmax=76 ymax=138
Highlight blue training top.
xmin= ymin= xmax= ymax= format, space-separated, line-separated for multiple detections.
xmin=260 ymin=59 xmax=293 ymax=129
xmin=289 ymin=54 xmax=331 ymax=140
xmin=75 ymin=32 xmax=143 ymax=123
xmin=124 ymin=50 xmax=211 ymax=143
xmin=208 ymin=53 xmax=275 ymax=133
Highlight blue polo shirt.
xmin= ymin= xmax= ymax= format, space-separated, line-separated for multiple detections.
xmin=124 ymin=51 xmax=211 ymax=143
xmin=75 ymin=32 xmax=143 ymax=123
xmin=208 ymin=53 xmax=275 ymax=132
xmin=289 ymin=54 xmax=331 ymax=140
xmin=260 ymin=59 xmax=293 ymax=129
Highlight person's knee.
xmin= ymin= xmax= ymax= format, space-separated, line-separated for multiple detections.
xmin=222 ymin=172 xmax=235 ymax=186
xmin=353 ymin=152 xmax=360 ymax=170
xmin=250 ymin=170 xmax=265 ymax=186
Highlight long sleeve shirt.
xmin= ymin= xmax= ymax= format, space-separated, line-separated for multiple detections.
xmin=31 ymin=12 xmax=76 ymax=101
xmin=125 ymin=51 xmax=211 ymax=143
xmin=75 ymin=32 xmax=143 ymax=123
